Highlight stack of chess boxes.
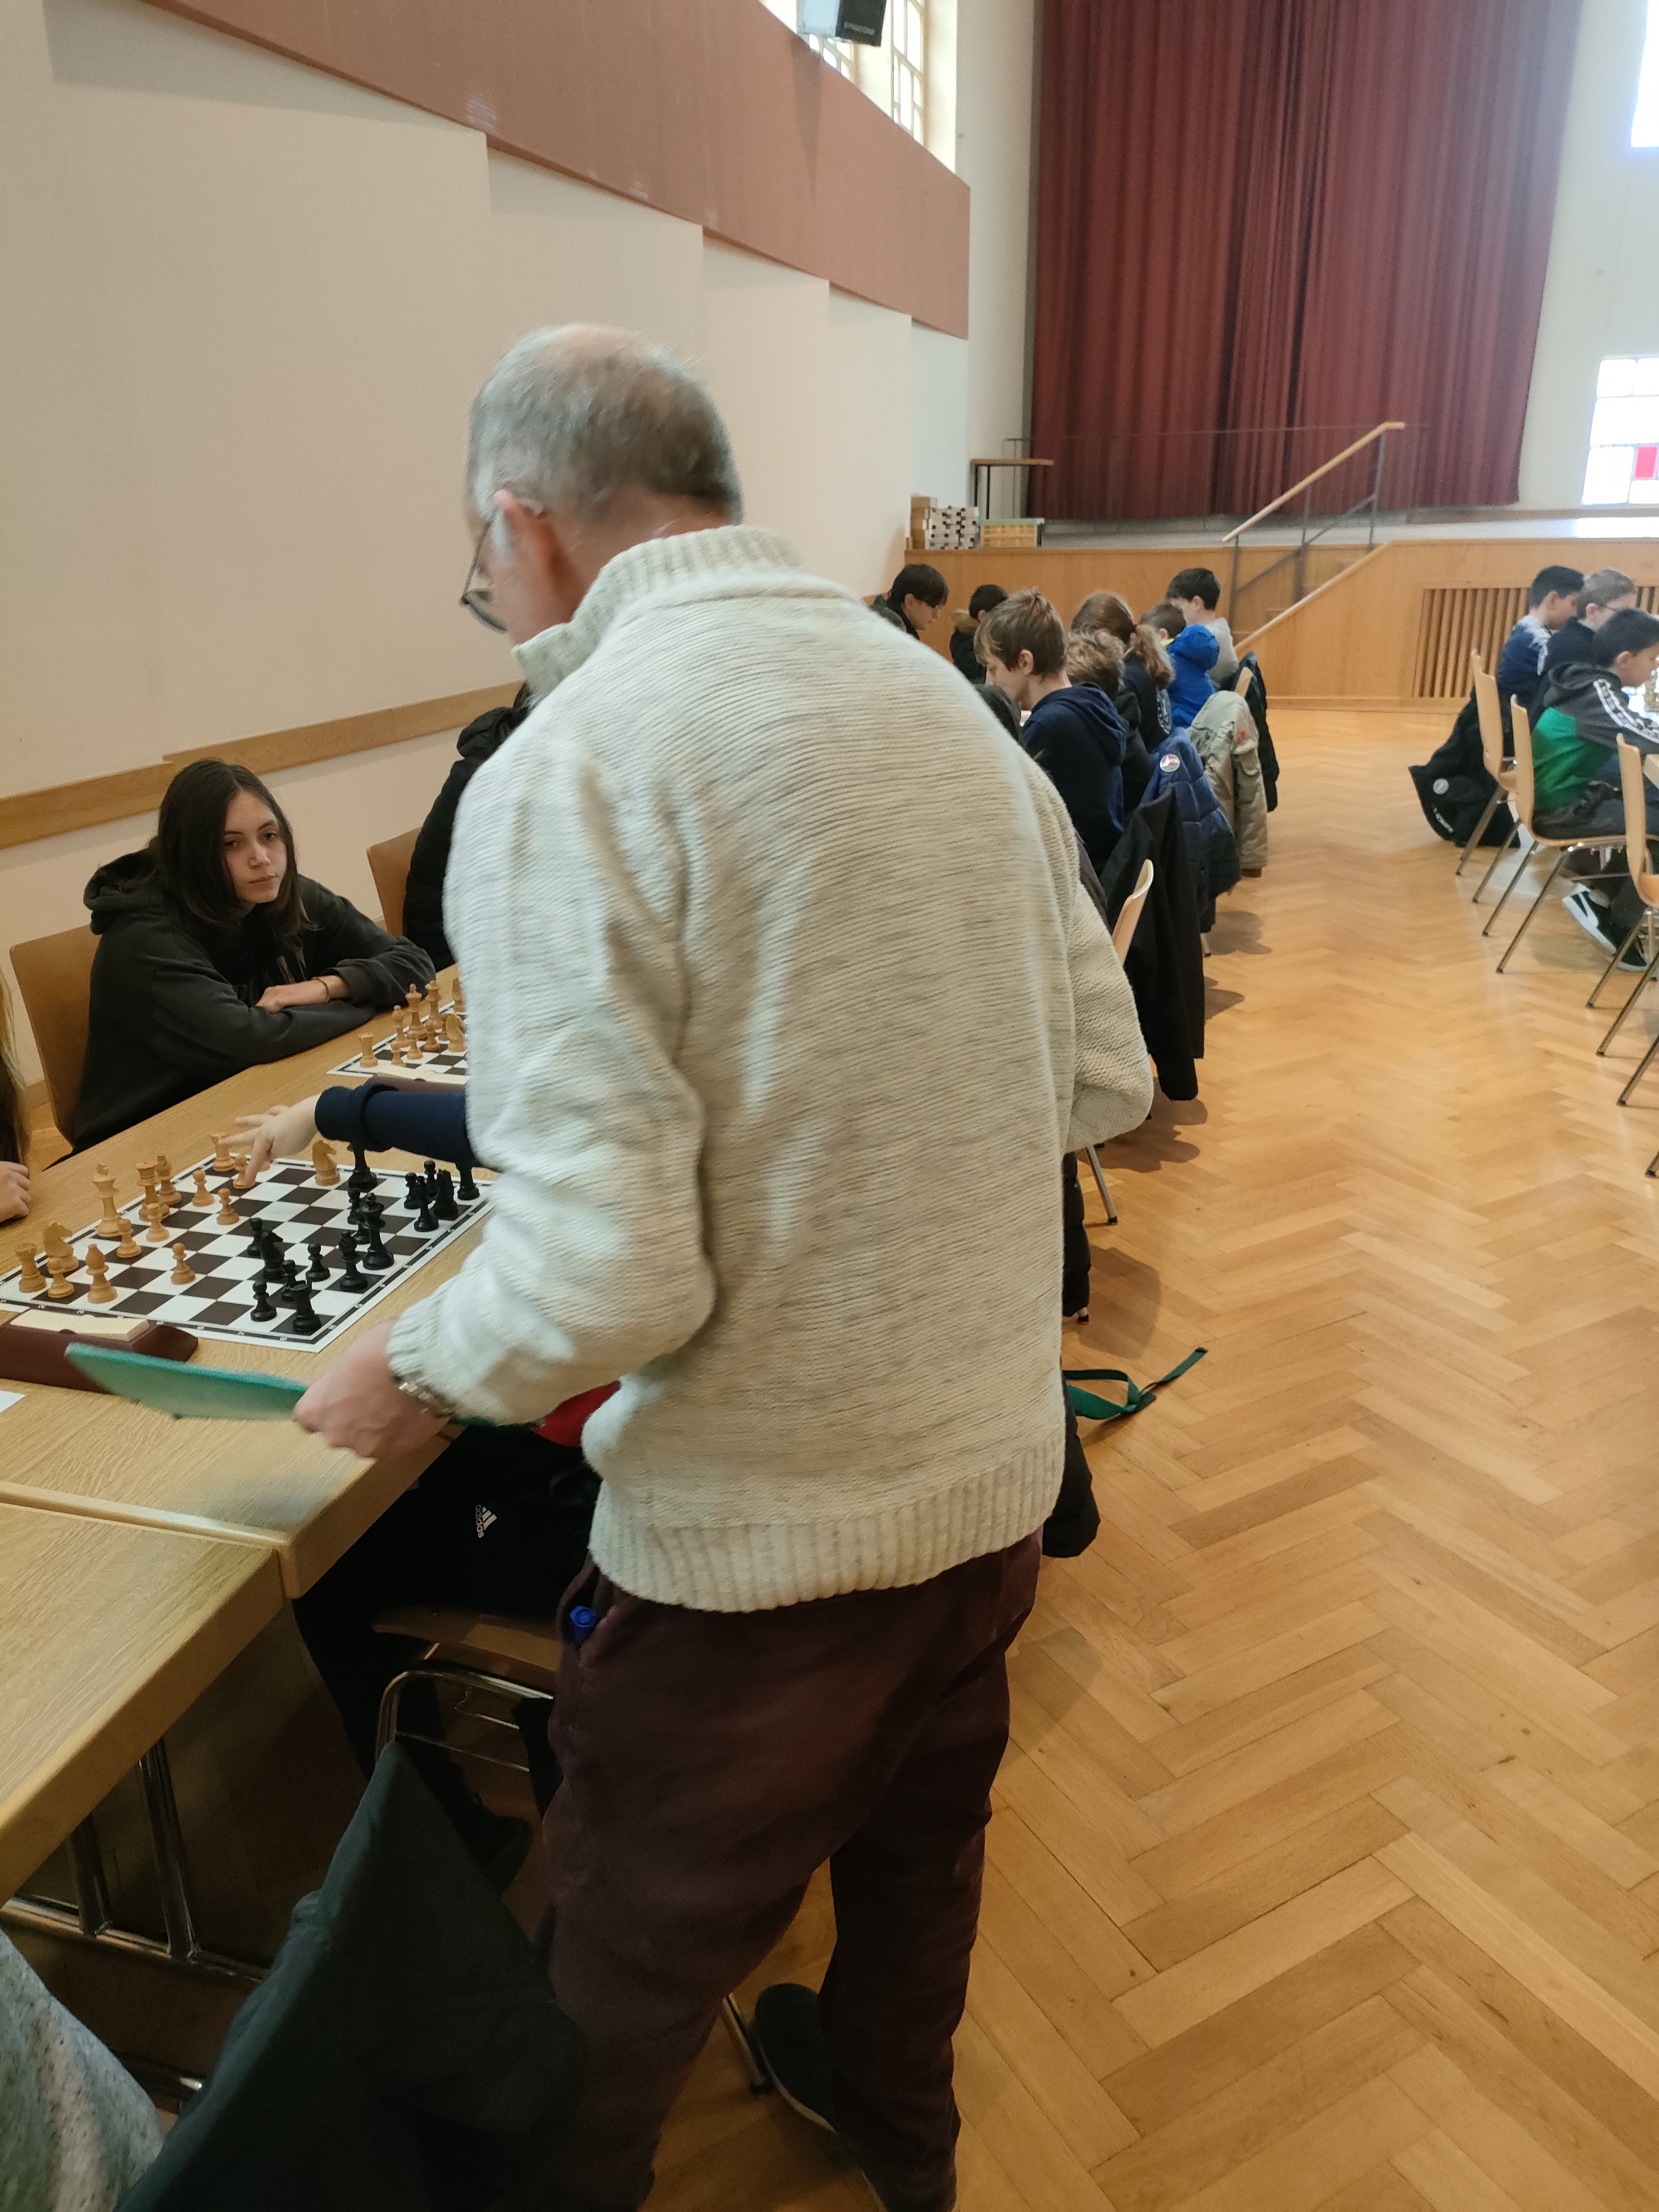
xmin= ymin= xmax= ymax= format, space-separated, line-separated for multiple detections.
xmin=908 ymin=498 xmax=979 ymax=553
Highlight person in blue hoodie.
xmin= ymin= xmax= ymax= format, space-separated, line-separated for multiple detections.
xmin=976 ymin=586 xmax=1131 ymax=869
xmin=1146 ymin=600 xmax=1217 ymax=730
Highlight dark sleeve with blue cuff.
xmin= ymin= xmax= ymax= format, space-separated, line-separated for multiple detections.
xmin=315 ymin=1081 xmax=488 ymax=1169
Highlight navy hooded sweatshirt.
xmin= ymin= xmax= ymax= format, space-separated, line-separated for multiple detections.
xmin=1019 ymin=683 xmax=1132 ymax=871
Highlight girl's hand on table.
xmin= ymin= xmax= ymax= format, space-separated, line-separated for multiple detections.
xmin=234 ymin=1097 xmax=322 ymax=1184
xmin=0 ymin=1161 xmax=28 ymax=1223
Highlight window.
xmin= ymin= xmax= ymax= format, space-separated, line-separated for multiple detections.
xmin=1584 ymin=358 xmax=1659 ymax=504
xmin=1636 ymin=0 xmax=1659 ymax=145
xmin=891 ymin=0 xmax=926 ymax=142
xmin=808 ymin=33 xmax=854 ymax=77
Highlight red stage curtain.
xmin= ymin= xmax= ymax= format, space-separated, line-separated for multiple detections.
xmin=1031 ymin=0 xmax=1582 ymax=520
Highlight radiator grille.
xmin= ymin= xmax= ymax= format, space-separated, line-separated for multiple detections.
xmin=1412 ymin=583 xmax=1659 ymax=700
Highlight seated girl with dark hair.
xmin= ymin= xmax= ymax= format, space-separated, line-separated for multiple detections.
xmin=75 ymin=759 xmax=433 ymax=1151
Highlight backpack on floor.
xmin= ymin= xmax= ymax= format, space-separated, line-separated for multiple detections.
xmin=1408 ymin=694 xmax=1509 ymax=845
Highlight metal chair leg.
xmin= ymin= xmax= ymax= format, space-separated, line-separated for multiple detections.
xmin=1456 ymin=790 xmax=1502 ymax=876
xmin=1471 ymin=817 xmax=1521 ymax=906
xmin=1618 ymin=1024 xmax=1659 ymax=1106
xmin=1589 ymin=919 xmax=1647 ymax=1008
xmin=1598 ymin=945 xmax=1659 ymax=1053
xmin=1496 ymin=852 xmax=1569 ymax=972
xmin=1084 ymin=1144 xmax=1117 ymax=1227
xmin=719 ymin=1996 xmax=772 ymax=2094
xmin=1481 ymin=829 xmax=1534 ymax=936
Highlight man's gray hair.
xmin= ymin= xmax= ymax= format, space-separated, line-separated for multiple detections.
xmin=467 ymin=326 xmax=742 ymax=526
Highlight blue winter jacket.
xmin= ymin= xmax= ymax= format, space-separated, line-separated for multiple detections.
xmin=1140 ymin=734 xmax=1240 ymax=914
xmin=1166 ymin=624 xmax=1219 ymax=729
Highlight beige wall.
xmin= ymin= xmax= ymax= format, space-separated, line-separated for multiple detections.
xmin=954 ymin=0 xmax=1038 ymax=517
xmin=1 ymin=0 xmax=981 ymax=1087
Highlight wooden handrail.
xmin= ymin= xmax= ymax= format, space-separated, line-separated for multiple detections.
xmin=1221 ymin=422 xmax=1406 ymax=543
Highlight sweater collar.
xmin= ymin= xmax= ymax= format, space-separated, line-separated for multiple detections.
xmin=513 ymin=523 xmax=803 ymax=701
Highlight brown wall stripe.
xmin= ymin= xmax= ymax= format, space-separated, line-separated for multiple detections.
xmin=146 ymin=0 xmax=970 ymax=337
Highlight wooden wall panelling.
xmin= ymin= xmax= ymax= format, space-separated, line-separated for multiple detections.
xmin=147 ymin=0 xmax=970 ymax=336
xmin=1 ymin=684 xmax=519 ymax=853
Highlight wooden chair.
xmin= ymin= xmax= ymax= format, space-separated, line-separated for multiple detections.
xmin=1483 ymin=702 xmax=1629 ymax=974
xmin=10 ymin=926 xmax=98 ymax=1142
xmin=1082 ymin=858 xmax=1155 ymax=1226
xmin=366 ymin=829 xmax=420 ymax=938
xmin=1461 ymin=652 xmax=1520 ymax=894
xmin=1584 ymin=739 xmax=1659 ymax=1118
xmin=371 ymin=1605 xmax=766 ymax=2088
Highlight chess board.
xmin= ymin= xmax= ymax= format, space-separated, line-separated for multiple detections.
xmin=330 ymin=1004 xmax=467 ymax=1089
xmin=0 ymin=1153 xmax=489 ymax=1352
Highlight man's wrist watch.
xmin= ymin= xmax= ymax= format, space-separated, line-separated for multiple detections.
xmin=392 ymin=1368 xmax=464 ymax=1424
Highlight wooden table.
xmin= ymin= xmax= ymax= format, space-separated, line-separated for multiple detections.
xmin=0 ymin=1503 xmax=281 ymax=1901
xmin=0 ymin=990 xmax=476 ymax=1595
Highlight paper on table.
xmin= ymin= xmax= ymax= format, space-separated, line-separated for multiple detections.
xmin=0 ymin=1391 xmax=22 ymax=1414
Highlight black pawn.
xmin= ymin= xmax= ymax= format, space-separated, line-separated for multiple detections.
xmin=307 ymin=1238 xmax=329 ymax=1283
xmin=456 ymin=1156 xmax=479 ymax=1204
xmin=403 ymin=1171 xmax=423 ymax=1214
xmin=335 ymin=1235 xmax=368 ymax=1293
xmin=360 ymin=1217 xmax=391 ymax=1272
xmin=249 ymin=1273 xmax=277 ymax=1323
xmin=411 ymin=1184 xmax=436 ymax=1233
xmin=288 ymin=1278 xmax=324 ymax=1337
xmin=277 ymin=1260 xmax=303 ymax=1308
xmin=432 ymin=1169 xmax=459 ymax=1223
xmin=347 ymin=1149 xmax=376 ymax=1198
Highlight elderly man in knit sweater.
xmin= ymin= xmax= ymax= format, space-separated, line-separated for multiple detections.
xmin=297 ymin=327 xmax=1152 ymax=2212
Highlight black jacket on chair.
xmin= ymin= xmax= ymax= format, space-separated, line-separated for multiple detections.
xmin=404 ymin=692 xmax=532 ymax=970
xmin=1096 ymin=793 xmax=1205 ymax=1101
xmin=120 ymin=1747 xmax=584 ymax=2212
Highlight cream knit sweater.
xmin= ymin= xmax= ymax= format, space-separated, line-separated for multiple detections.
xmin=388 ymin=527 xmax=1153 ymax=1612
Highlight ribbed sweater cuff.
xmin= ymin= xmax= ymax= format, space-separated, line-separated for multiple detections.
xmin=587 ymin=1441 xmax=1063 ymax=1613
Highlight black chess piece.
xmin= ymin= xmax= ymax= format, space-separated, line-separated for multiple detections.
xmin=411 ymin=1183 xmax=436 ymax=1234
xmin=249 ymin=1273 xmax=277 ymax=1323
xmin=432 ymin=1169 xmax=459 ymax=1223
xmin=261 ymin=1233 xmax=287 ymax=1285
xmin=335 ymin=1234 xmax=369 ymax=1293
xmin=276 ymin=1260 xmax=303 ymax=1308
xmin=347 ymin=1148 xmax=376 ymax=1198
xmin=423 ymin=1159 xmax=438 ymax=1188
xmin=360 ymin=1217 xmax=392 ymax=1272
xmin=306 ymin=1238 xmax=329 ymax=1283
xmin=455 ymin=1154 xmax=479 ymax=1204
xmin=287 ymin=1278 xmax=324 ymax=1337
xmin=403 ymin=1171 xmax=423 ymax=1214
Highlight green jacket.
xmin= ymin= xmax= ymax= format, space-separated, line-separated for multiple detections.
xmin=1530 ymin=662 xmax=1659 ymax=813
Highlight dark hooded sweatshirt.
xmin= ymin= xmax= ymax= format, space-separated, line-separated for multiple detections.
xmin=1019 ymin=683 xmax=1132 ymax=871
xmin=75 ymin=858 xmax=433 ymax=1150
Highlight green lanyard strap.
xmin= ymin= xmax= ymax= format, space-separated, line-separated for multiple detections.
xmin=1063 ymin=1346 xmax=1207 ymax=1423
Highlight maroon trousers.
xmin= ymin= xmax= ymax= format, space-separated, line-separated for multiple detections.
xmin=543 ymin=1533 xmax=1042 ymax=2210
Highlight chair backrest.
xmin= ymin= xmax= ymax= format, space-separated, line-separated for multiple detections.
xmin=1233 ymin=666 xmax=1252 ymax=696
xmin=10 ymin=927 xmax=98 ymax=1141
xmin=1470 ymin=652 xmax=1507 ymax=783
xmin=1617 ymin=739 xmax=1659 ymax=906
xmin=366 ymin=829 xmax=420 ymax=938
xmin=1111 ymin=858 xmax=1155 ymax=962
xmin=1508 ymin=700 xmax=1535 ymax=832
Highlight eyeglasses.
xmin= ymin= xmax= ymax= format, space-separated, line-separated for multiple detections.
xmin=460 ymin=518 xmax=507 ymax=632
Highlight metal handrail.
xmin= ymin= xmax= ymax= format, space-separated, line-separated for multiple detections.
xmin=1226 ymin=419 xmax=1407 ymax=625
xmin=1221 ymin=421 xmax=1406 ymax=544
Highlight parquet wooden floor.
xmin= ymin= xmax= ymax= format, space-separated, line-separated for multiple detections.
xmin=28 ymin=707 xmax=1659 ymax=2206
xmin=653 ymin=707 xmax=1659 ymax=2208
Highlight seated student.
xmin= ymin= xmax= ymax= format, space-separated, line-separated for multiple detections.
xmin=1073 ymin=589 xmax=1175 ymax=745
xmin=75 ymin=761 xmax=433 ymax=1152
xmin=1065 ymin=625 xmax=1153 ymax=811
xmin=1526 ymin=608 xmax=1659 ymax=960
xmin=949 ymin=582 xmax=1007 ymax=683
xmin=1496 ymin=565 xmax=1583 ymax=712
xmin=0 ymin=1011 xmax=28 ymax=1224
xmin=1146 ymin=601 xmax=1217 ymax=730
xmin=1167 ymin=566 xmax=1239 ymax=684
xmin=978 ymin=588 xmax=1130 ymax=869
xmin=235 ymin=1080 xmax=603 ymax=1877
xmin=403 ymin=686 xmax=531 ymax=970
xmin=870 ymin=561 xmax=949 ymax=639
xmin=1542 ymin=568 xmax=1638 ymax=682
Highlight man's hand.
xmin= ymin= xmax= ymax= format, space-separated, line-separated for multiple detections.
xmin=257 ymin=976 xmax=344 ymax=1012
xmin=235 ymin=1098 xmax=321 ymax=1183
xmin=293 ymin=1321 xmax=445 ymax=1458
xmin=0 ymin=1161 xmax=29 ymax=1224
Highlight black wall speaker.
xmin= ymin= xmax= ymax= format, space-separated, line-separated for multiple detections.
xmin=797 ymin=0 xmax=888 ymax=47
